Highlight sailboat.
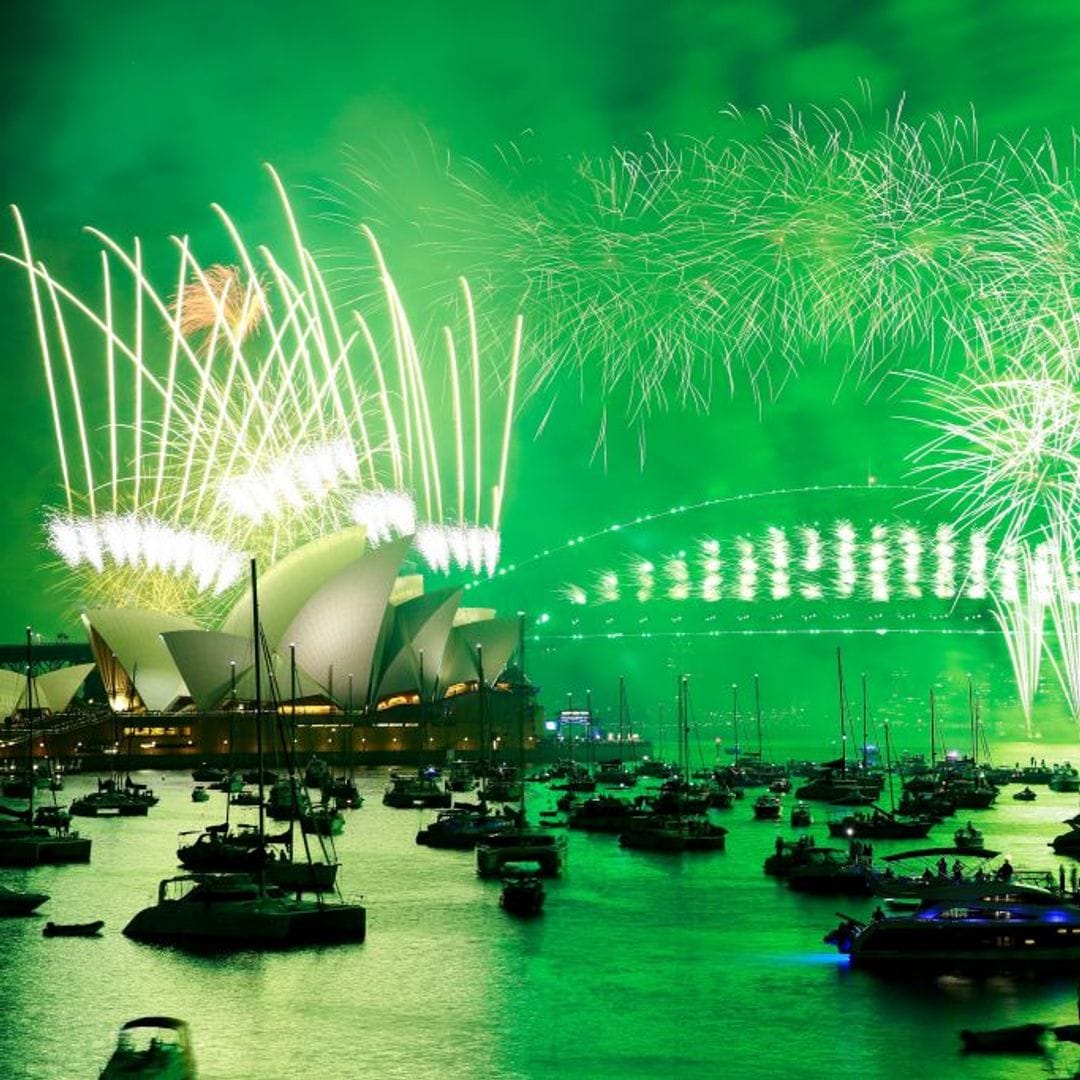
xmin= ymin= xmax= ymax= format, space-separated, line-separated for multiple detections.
xmin=476 ymin=637 xmax=567 ymax=878
xmin=595 ymin=678 xmax=638 ymax=788
xmin=795 ymin=650 xmax=882 ymax=805
xmin=826 ymin=715 xmax=935 ymax=840
xmin=70 ymin=715 xmax=158 ymax=817
xmin=123 ymin=559 xmax=366 ymax=948
xmin=618 ymin=676 xmax=728 ymax=853
xmin=0 ymin=629 xmax=91 ymax=867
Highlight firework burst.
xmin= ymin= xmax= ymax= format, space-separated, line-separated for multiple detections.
xmin=5 ymin=167 xmax=523 ymax=622
xmin=330 ymin=101 xmax=1080 ymax=449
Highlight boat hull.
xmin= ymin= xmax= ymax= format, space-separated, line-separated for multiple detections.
xmin=123 ymin=897 xmax=366 ymax=947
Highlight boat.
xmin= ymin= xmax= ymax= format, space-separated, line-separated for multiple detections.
xmin=1013 ymin=786 xmax=1038 ymax=801
xmin=566 ymin=794 xmax=638 ymax=833
xmin=71 ymin=776 xmax=154 ymax=817
xmin=265 ymin=778 xmax=312 ymax=821
xmin=618 ymin=678 xmax=728 ymax=854
xmin=593 ymin=679 xmax=640 ymax=790
xmin=0 ymin=630 xmax=92 ymax=867
xmin=790 ymin=802 xmax=813 ymax=828
xmin=123 ymin=558 xmax=365 ymax=950
xmin=1051 ymin=815 xmax=1080 ymax=856
xmin=417 ymin=806 xmax=521 ymax=849
xmin=192 ymin=764 xmax=227 ymax=783
xmin=785 ymin=848 xmax=878 ymax=896
xmin=98 ymin=1016 xmax=197 ymax=1079
xmin=797 ymin=652 xmax=883 ymax=805
xmin=324 ymin=776 xmax=362 ymax=810
xmin=959 ymin=1023 xmax=1049 ymax=1054
xmin=826 ymin=899 xmax=1080 ymax=970
xmin=299 ymin=802 xmax=345 ymax=837
xmin=752 ymin=794 xmax=782 ymax=820
xmin=382 ymin=770 xmax=452 ymax=809
xmin=191 ymin=787 xmax=210 ymax=803
xmin=826 ymin=806 xmax=933 ymax=840
xmin=953 ymin=821 xmax=984 ymax=850
xmin=0 ymin=884 xmax=49 ymax=916
xmin=763 ymin=836 xmax=841 ymax=878
xmin=176 ymin=824 xmax=338 ymax=893
xmin=476 ymin=830 xmax=567 ymax=878
xmin=229 ymin=788 xmax=262 ymax=807
xmin=618 ymin=814 xmax=728 ymax=853
xmin=43 ymin=919 xmax=104 ymax=937
xmin=1049 ymin=764 xmax=1080 ymax=793
xmin=499 ymin=861 xmax=545 ymax=916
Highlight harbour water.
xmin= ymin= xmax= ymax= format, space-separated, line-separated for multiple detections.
xmin=4 ymin=743 xmax=1080 ymax=1079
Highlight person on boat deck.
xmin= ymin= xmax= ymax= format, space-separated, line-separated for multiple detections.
xmin=996 ymin=858 xmax=1014 ymax=882
xmin=974 ymin=866 xmax=987 ymax=882
xmin=936 ymin=856 xmax=949 ymax=879
xmin=952 ymin=860 xmax=963 ymax=883
xmin=872 ymin=905 xmax=886 ymax=922
xmin=921 ymin=867 xmax=935 ymax=884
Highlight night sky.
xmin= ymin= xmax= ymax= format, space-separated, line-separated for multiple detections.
xmin=4 ymin=0 xmax=1080 ymax=746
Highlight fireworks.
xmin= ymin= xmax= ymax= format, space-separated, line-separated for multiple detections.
xmin=6 ymin=167 xmax=523 ymax=621
xmin=175 ymin=264 xmax=265 ymax=342
xmin=335 ymin=103 xmax=1080 ymax=446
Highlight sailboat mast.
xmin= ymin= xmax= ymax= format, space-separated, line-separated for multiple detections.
xmin=754 ymin=673 xmax=762 ymax=760
xmin=25 ymin=626 xmax=33 ymax=820
xmin=732 ymin=683 xmax=740 ymax=766
xmin=251 ymin=559 xmax=265 ymax=850
xmin=884 ymin=720 xmax=896 ymax=812
xmin=683 ymin=676 xmax=692 ymax=779
xmin=837 ymin=647 xmax=846 ymax=775
xmin=476 ymin=645 xmax=486 ymax=774
xmin=619 ymin=677 xmax=626 ymax=746
xmin=968 ymin=675 xmax=976 ymax=766
xmin=929 ymin=687 xmax=936 ymax=770
xmin=861 ymin=673 xmax=868 ymax=772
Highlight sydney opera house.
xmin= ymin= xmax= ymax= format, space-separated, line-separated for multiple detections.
xmin=1 ymin=171 xmax=541 ymax=769
xmin=2 ymin=527 xmax=537 ymax=768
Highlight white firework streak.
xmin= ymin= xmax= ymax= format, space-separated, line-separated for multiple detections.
xmin=6 ymin=166 xmax=524 ymax=616
xmin=340 ymin=103 xmax=1080 ymax=442
xmin=990 ymin=541 xmax=1047 ymax=735
xmin=1044 ymin=523 xmax=1080 ymax=724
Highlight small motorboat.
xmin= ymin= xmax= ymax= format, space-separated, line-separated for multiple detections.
xmin=99 ymin=1016 xmax=197 ymax=1079
xmin=500 ymin=861 xmax=545 ymax=916
xmin=0 ymin=884 xmax=49 ymax=916
xmin=790 ymin=802 xmax=813 ymax=828
xmin=42 ymin=919 xmax=104 ymax=937
xmin=953 ymin=822 xmax=984 ymax=850
xmin=191 ymin=786 xmax=210 ymax=803
xmin=959 ymin=1022 xmax=1048 ymax=1054
xmin=752 ymin=794 xmax=782 ymax=821
xmin=1013 ymin=786 xmax=1037 ymax=801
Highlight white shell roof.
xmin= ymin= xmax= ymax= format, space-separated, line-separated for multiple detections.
xmin=30 ymin=664 xmax=95 ymax=713
xmin=161 ymin=631 xmax=255 ymax=712
xmin=438 ymin=617 xmax=519 ymax=691
xmin=82 ymin=608 xmax=198 ymax=711
xmin=219 ymin=526 xmax=368 ymax=651
xmin=0 ymin=669 xmax=24 ymax=718
xmin=375 ymin=586 xmax=462 ymax=701
xmin=280 ymin=533 xmax=414 ymax=706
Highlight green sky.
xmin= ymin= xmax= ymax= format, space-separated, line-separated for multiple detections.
xmin=4 ymin=0 xmax=1080 ymax=746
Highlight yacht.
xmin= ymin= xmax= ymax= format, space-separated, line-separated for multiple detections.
xmin=382 ymin=771 xmax=452 ymax=809
xmin=618 ymin=814 xmax=728 ymax=853
xmin=123 ymin=873 xmax=365 ymax=947
xmin=416 ymin=807 xmax=519 ymax=850
xmin=476 ymin=830 xmax=567 ymax=878
xmin=826 ymin=899 xmax=1080 ymax=969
